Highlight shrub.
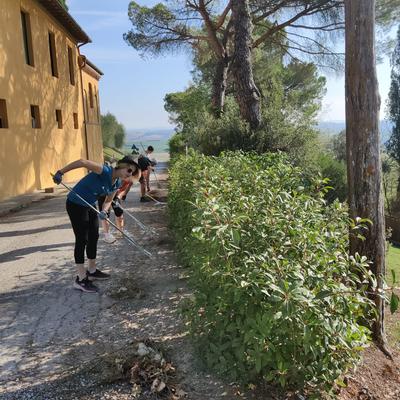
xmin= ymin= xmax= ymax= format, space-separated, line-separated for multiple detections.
xmin=315 ymin=153 xmax=347 ymax=203
xmin=169 ymin=151 xmax=371 ymax=394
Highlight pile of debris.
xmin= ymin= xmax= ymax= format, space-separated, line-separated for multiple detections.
xmin=128 ymin=340 xmax=186 ymax=399
xmin=83 ymin=339 xmax=186 ymax=399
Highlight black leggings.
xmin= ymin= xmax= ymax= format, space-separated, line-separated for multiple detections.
xmin=66 ymin=200 xmax=99 ymax=264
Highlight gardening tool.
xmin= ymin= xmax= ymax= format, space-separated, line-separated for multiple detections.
xmin=144 ymin=193 xmax=167 ymax=206
xmin=140 ymin=142 xmax=162 ymax=189
xmin=51 ymin=174 xmax=152 ymax=258
xmin=117 ymin=202 xmax=158 ymax=235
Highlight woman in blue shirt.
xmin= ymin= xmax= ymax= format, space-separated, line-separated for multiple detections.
xmin=53 ymin=156 xmax=140 ymax=293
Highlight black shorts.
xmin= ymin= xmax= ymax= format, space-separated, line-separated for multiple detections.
xmin=98 ymin=196 xmax=123 ymax=217
xmin=138 ymin=156 xmax=151 ymax=171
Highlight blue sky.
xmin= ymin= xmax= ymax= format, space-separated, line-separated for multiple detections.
xmin=68 ymin=1 xmax=394 ymax=129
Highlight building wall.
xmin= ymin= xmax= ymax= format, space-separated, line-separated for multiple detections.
xmin=81 ymin=65 xmax=103 ymax=163
xmin=0 ymin=0 xmax=103 ymax=201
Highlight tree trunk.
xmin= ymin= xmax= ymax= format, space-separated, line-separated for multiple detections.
xmin=345 ymin=0 xmax=388 ymax=351
xmin=211 ymin=56 xmax=229 ymax=116
xmin=230 ymin=0 xmax=261 ymax=129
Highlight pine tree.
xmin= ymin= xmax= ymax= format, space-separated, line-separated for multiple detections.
xmin=345 ymin=0 xmax=389 ymax=354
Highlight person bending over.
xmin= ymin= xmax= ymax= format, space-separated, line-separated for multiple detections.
xmin=52 ymin=156 xmax=138 ymax=293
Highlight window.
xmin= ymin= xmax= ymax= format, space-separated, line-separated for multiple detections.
xmin=67 ymin=46 xmax=75 ymax=85
xmin=55 ymin=109 xmax=63 ymax=129
xmin=0 ymin=99 xmax=9 ymax=128
xmin=73 ymin=112 xmax=78 ymax=129
xmin=95 ymin=94 xmax=99 ymax=121
xmin=48 ymin=32 xmax=58 ymax=77
xmin=88 ymin=83 xmax=94 ymax=108
xmin=21 ymin=10 xmax=34 ymax=66
xmin=30 ymin=105 xmax=41 ymax=128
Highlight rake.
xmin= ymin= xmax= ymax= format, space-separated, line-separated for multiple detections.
xmin=116 ymin=201 xmax=158 ymax=235
xmin=51 ymin=174 xmax=152 ymax=258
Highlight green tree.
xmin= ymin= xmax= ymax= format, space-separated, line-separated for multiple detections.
xmin=101 ymin=114 xmax=126 ymax=149
xmin=125 ymin=0 xmax=399 ymax=127
xmin=330 ymin=129 xmax=347 ymax=162
xmin=124 ymin=1 xmax=343 ymax=126
xmin=345 ymin=0 xmax=390 ymax=353
xmin=316 ymin=152 xmax=347 ymax=202
xmin=387 ymin=25 xmax=400 ymax=203
xmin=58 ymin=0 xmax=68 ymax=11
xmin=114 ymin=123 xmax=126 ymax=149
xmin=165 ymin=41 xmax=326 ymax=161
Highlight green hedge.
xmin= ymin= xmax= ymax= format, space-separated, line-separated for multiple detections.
xmin=168 ymin=152 xmax=371 ymax=394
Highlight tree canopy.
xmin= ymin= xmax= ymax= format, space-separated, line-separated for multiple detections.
xmin=58 ymin=0 xmax=68 ymax=11
xmin=165 ymin=37 xmax=326 ymax=160
xmin=101 ymin=112 xmax=126 ymax=149
xmin=125 ymin=0 xmax=400 ymax=127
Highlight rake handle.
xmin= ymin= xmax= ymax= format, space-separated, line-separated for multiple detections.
xmin=50 ymin=174 xmax=152 ymax=258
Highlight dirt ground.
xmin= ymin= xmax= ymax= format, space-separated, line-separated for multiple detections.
xmin=338 ymin=313 xmax=400 ymax=400
xmin=0 ymin=164 xmax=238 ymax=400
xmin=1 ymin=163 xmax=400 ymax=399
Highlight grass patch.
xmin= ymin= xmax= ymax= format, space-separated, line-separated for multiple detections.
xmin=387 ymin=243 xmax=400 ymax=285
xmin=391 ymin=320 xmax=400 ymax=345
xmin=387 ymin=244 xmax=400 ymax=344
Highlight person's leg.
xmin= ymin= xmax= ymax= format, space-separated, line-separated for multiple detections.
xmin=86 ymin=208 xmax=110 ymax=280
xmin=98 ymin=195 xmax=115 ymax=243
xmin=140 ymin=175 xmax=146 ymax=197
xmin=114 ymin=206 xmax=124 ymax=237
xmin=66 ymin=201 xmax=98 ymax=292
xmin=66 ymin=201 xmax=89 ymax=278
xmin=139 ymin=170 xmax=151 ymax=202
xmin=146 ymin=168 xmax=151 ymax=192
xmin=86 ymin=207 xmax=99 ymax=272
xmin=116 ymin=216 xmax=124 ymax=230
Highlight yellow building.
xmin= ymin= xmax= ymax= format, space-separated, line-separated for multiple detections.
xmin=0 ymin=0 xmax=104 ymax=201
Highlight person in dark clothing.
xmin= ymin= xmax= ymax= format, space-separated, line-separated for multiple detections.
xmin=138 ymin=145 xmax=154 ymax=202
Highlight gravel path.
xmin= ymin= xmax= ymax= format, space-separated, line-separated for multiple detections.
xmin=0 ymin=165 xmax=240 ymax=400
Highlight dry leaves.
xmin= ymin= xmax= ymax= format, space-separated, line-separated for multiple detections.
xmin=129 ymin=340 xmax=187 ymax=399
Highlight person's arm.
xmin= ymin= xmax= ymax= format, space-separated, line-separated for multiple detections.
xmin=101 ymin=192 xmax=117 ymax=213
xmin=118 ymin=182 xmax=133 ymax=201
xmin=59 ymin=159 xmax=103 ymax=175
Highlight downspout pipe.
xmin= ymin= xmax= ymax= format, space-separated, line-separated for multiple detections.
xmin=77 ymin=41 xmax=90 ymax=161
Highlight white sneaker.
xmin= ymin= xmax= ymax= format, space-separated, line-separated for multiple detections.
xmin=104 ymin=232 xmax=116 ymax=243
xmin=114 ymin=230 xmax=124 ymax=239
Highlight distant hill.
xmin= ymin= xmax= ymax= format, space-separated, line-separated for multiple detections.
xmin=317 ymin=120 xmax=393 ymax=144
xmin=125 ymin=128 xmax=175 ymax=142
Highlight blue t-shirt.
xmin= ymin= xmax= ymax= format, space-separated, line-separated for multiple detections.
xmin=67 ymin=165 xmax=122 ymax=207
